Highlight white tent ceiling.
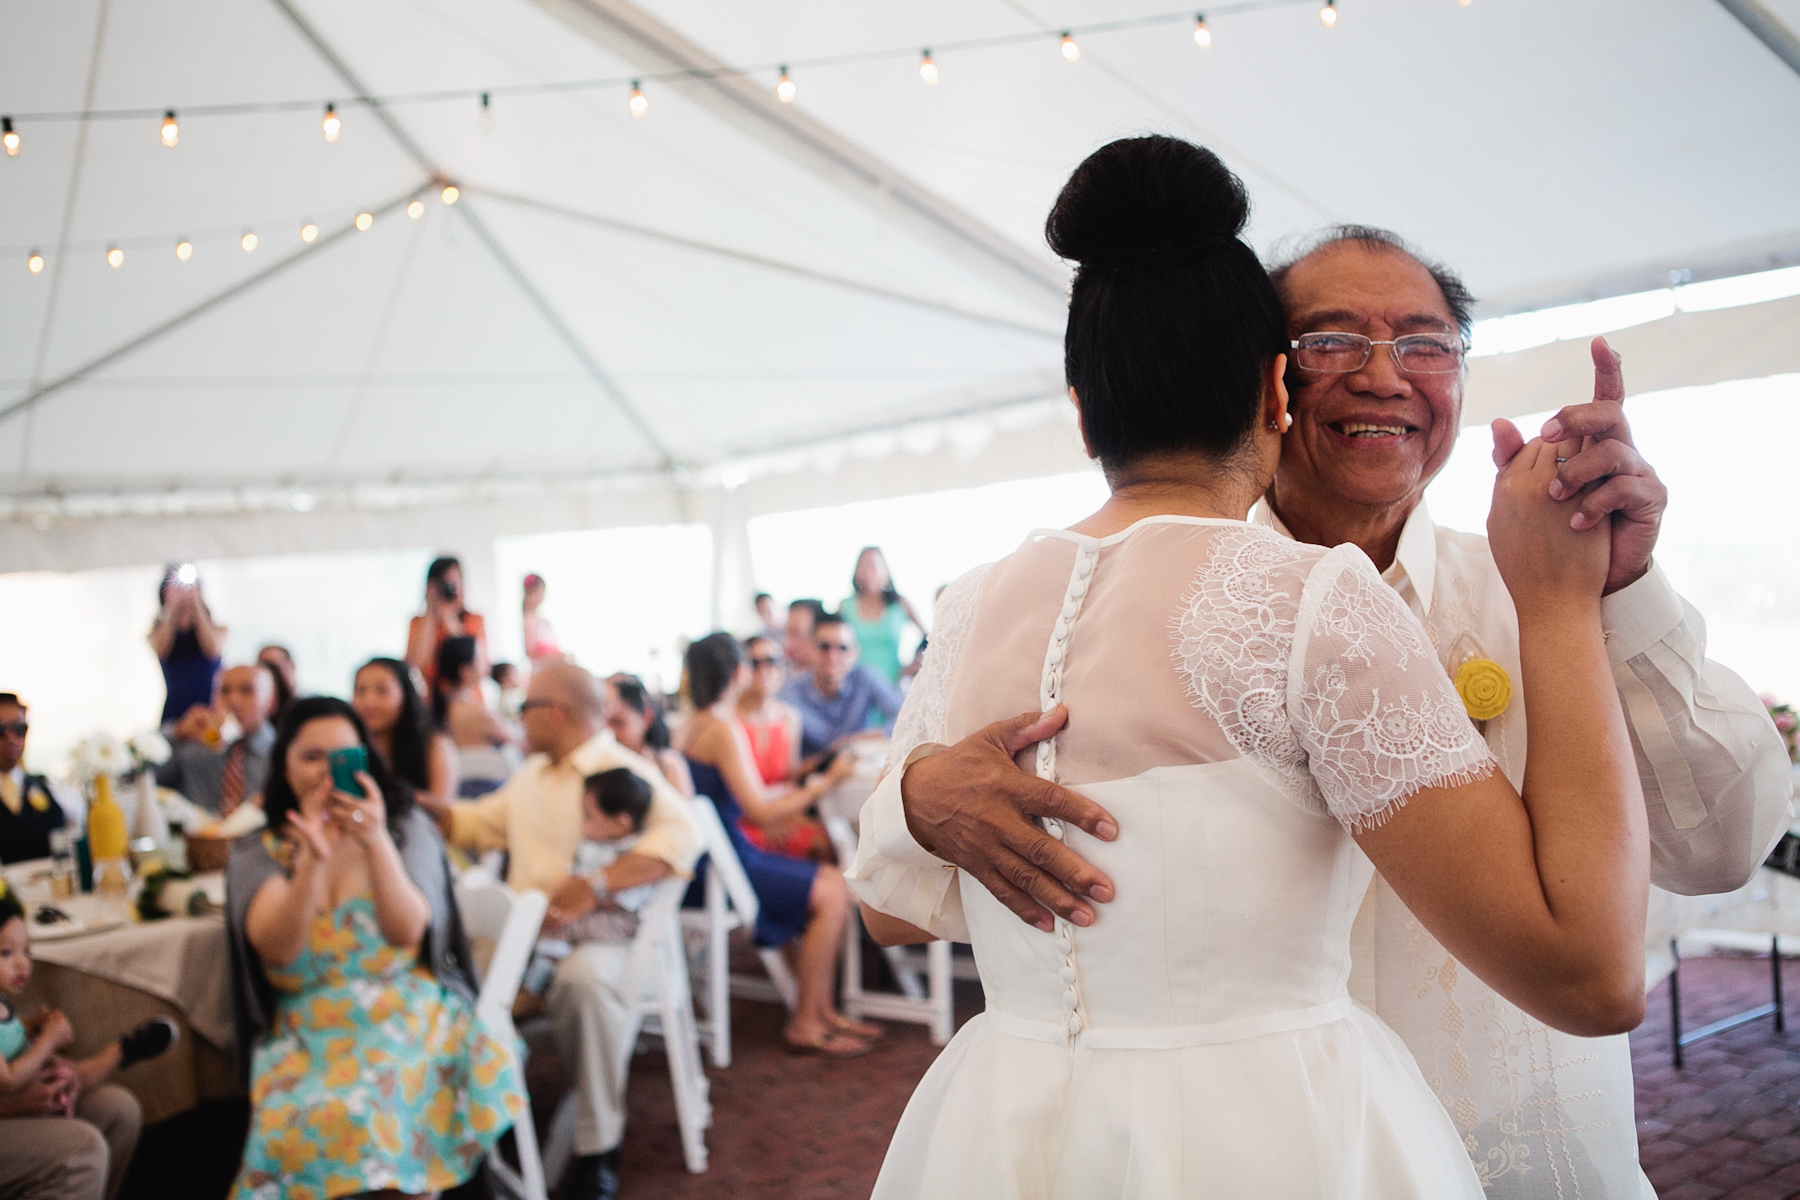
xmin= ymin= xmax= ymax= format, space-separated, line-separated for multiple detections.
xmin=2 ymin=0 xmax=1797 ymax=563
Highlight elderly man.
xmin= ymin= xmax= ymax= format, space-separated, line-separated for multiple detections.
xmin=155 ymin=663 xmax=278 ymax=814
xmin=780 ymin=613 xmax=904 ymax=763
xmin=443 ymin=662 xmax=700 ymax=1200
xmin=0 ymin=693 xmax=79 ymax=864
xmin=849 ymin=227 xmax=1790 ymax=1199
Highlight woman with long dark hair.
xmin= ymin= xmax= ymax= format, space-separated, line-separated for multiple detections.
xmin=225 ymin=696 xmax=522 ymax=1199
xmin=404 ymin=555 xmax=488 ymax=692
xmin=604 ymin=674 xmax=693 ymax=797
xmin=434 ymin=636 xmax=518 ymax=798
xmin=351 ymin=657 xmax=458 ymax=821
xmin=841 ymin=547 xmax=926 ymax=685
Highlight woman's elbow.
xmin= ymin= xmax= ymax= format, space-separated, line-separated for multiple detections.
xmin=1538 ymin=971 xmax=1646 ymax=1038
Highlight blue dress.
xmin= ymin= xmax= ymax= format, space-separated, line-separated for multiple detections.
xmin=686 ymin=758 xmax=816 ymax=948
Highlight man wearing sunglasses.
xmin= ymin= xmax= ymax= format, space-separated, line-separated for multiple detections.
xmin=782 ymin=613 xmax=904 ymax=768
xmin=0 ymin=693 xmax=77 ymax=865
xmin=850 ymin=226 xmax=1790 ymax=1200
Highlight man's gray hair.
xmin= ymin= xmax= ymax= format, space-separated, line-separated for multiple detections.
xmin=1267 ymin=225 xmax=1477 ymax=339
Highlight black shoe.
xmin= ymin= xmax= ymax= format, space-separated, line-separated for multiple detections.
xmin=564 ymin=1147 xmax=621 ymax=1200
xmin=118 ymin=1017 xmax=179 ymax=1070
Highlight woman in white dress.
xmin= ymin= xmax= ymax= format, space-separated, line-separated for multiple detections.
xmin=852 ymin=136 xmax=1649 ymax=1198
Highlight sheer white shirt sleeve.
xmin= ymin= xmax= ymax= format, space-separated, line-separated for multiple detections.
xmin=1603 ymin=563 xmax=1792 ymax=895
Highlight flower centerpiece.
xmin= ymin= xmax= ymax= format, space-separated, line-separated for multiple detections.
xmin=1763 ymin=695 xmax=1798 ymax=763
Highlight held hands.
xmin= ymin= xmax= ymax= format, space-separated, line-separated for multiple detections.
xmin=1487 ymin=435 xmax=1612 ymax=617
xmin=1491 ymin=336 xmax=1666 ymax=594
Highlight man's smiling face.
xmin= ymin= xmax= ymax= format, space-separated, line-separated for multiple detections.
xmin=1278 ymin=243 xmax=1466 ymax=514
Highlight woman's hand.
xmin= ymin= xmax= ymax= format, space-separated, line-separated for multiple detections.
xmin=1487 ymin=435 xmax=1611 ymax=619
xmin=286 ymin=805 xmax=335 ymax=867
xmin=329 ymin=772 xmax=387 ymax=847
xmin=36 ymin=1010 xmax=73 ymax=1052
xmin=823 ymin=751 xmax=858 ymax=786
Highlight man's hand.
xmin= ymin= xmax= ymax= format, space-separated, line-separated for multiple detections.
xmin=1490 ymin=336 xmax=1666 ymax=594
xmin=547 ymin=875 xmax=598 ymax=927
xmin=901 ymin=707 xmax=1118 ymax=933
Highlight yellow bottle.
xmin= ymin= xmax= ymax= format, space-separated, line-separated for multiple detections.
xmin=87 ymin=773 xmax=129 ymax=861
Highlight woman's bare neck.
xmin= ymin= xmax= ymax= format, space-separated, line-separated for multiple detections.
xmin=1068 ymin=453 xmax=1262 ymax=539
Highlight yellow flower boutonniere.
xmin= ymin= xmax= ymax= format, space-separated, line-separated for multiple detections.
xmin=1455 ymin=659 xmax=1512 ymax=722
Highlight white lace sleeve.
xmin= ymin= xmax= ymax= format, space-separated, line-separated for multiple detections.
xmin=845 ymin=562 xmax=992 ymax=942
xmin=1289 ymin=545 xmax=1496 ymax=833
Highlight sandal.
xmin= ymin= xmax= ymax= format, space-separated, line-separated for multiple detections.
xmin=834 ymin=1014 xmax=885 ymax=1040
xmin=785 ymin=1031 xmax=875 ymax=1059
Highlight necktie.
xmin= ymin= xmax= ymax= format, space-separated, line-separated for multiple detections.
xmin=220 ymin=742 xmax=247 ymax=816
xmin=0 ymin=775 xmax=18 ymax=816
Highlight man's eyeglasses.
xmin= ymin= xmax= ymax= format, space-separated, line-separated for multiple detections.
xmin=815 ymin=642 xmax=856 ymax=654
xmin=518 ymin=698 xmax=562 ymax=713
xmin=1291 ymin=331 xmax=1469 ymax=376
xmin=0 ymin=721 xmax=26 ymax=737
xmin=750 ymin=657 xmax=783 ymax=669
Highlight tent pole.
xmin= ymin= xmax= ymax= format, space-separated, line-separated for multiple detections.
xmin=1715 ymin=0 xmax=1800 ymax=78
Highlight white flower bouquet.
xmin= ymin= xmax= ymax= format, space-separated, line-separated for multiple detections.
xmin=69 ymin=732 xmax=131 ymax=783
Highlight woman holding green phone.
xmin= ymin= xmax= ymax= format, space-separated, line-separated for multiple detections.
xmin=225 ymin=697 xmax=523 ymax=1199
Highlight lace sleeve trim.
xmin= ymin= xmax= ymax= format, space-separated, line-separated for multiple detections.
xmin=887 ymin=562 xmax=992 ymax=772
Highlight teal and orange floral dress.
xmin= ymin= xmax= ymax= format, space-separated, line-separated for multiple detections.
xmin=231 ymin=892 xmax=524 ymax=1200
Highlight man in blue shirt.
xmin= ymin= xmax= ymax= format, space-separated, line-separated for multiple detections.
xmin=780 ymin=613 xmax=904 ymax=764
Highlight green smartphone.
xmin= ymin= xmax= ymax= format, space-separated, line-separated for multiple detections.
xmin=328 ymin=746 xmax=367 ymax=798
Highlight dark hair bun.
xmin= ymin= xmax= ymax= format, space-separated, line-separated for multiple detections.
xmin=1046 ymin=136 xmax=1249 ymax=269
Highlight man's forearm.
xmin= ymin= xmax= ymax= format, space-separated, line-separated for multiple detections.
xmin=602 ymin=852 xmax=671 ymax=893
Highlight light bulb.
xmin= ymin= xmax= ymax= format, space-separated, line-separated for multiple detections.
xmin=301 ymin=222 xmax=319 ymax=244
xmin=1061 ymin=32 xmax=1080 ymax=61
xmin=355 ymin=212 xmax=373 ymax=231
xmin=629 ymin=81 xmax=648 ymax=118
xmin=27 ymin=250 xmax=44 ymax=275
xmin=1319 ymin=1 xmax=1337 ymax=25
xmin=1194 ymin=15 xmax=1212 ymax=47
xmin=175 ymin=239 xmax=192 ymax=261
xmin=2 ymin=118 xmax=18 ymax=156
xmin=919 ymin=51 xmax=938 ymax=84
xmin=407 ymin=199 xmax=424 ymax=219
xmin=161 ymin=110 xmax=179 ymax=147
xmin=775 ymin=66 xmax=797 ymax=103
xmin=441 ymin=185 xmax=459 ymax=205
xmin=241 ymin=231 xmax=258 ymax=252
xmin=322 ymin=103 xmax=341 ymax=143
xmin=107 ymin=246 xmax=124 ymax=269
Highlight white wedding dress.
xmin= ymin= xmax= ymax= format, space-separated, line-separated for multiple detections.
xmin=862 ymin=516 xmax=1498 ymax=1199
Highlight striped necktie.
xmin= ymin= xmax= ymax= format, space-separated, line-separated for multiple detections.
xmin=220 ymin=741 xmax=247 ymax=816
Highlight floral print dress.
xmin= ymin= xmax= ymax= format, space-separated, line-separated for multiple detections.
xmin=232 ymin=891 xmax=524 ymax=1200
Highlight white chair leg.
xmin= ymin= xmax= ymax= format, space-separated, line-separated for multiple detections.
xmin=760 ymin=947 xmax=801 ymax=1010
xmin=884 ymin=944 xmax=928 ymax=1001
xmin=658 ymin=932 xmax=711 ymax=1173
xmin=507 ymin=1087 xmax=549 ymax=1200
xmin=841 ymin=892 xmax=866 ymax=1018
xmin=542 ymin=1092 xmax=578 ymax=1190
xmin=704 ymin=870 xmax=733 ymax=1067
xmin=927 ymin=938 xmax=954 ymax=1046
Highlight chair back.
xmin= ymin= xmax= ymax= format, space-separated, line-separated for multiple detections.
xmin=455 ymin=882 xmax=548 ymax=1022
xmin=691 ymin=795 xmax=760 ymax=928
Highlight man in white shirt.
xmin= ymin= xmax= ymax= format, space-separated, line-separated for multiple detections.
xmin=444 ymin=662 xmax=701 ymax=1200
xmin=847 ymin=226 xmax=1791 ymax=1199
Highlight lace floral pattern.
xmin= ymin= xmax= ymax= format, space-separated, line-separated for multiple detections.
xmin=1173 ymin=529 xmax=1495 ymax=832
xmin=889 ymin=563 xmax=992 ymax=766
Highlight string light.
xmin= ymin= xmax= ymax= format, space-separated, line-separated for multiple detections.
xmin=321 ymin=103 xmax=341 ymax=143
xmin=300 ymin=222 xmax=319 ymax=243
xmin=441 ymin=184 xmax=459 ymax=205
xmin=1194 ymin=14 xmax=1212 ymax=47
xmin=919 ymin=50 xmax=938 ymax=84
xmin=160 ymin=110 xmax=179 ymax=147
xmin=1319 ymin=0 xmax=1337 ymax=25
xmin=1061 ymin=31 xmax=1081 ymax=61
xmin=175 ymin=239 xmax=192 ymax=260
xmin=355 ymin=212 xmax=373 ymax=231
xmin=775 ymin=66 xmax=797 ymax=103
xmin=628 ymin=81 xmax=648 ymax=117
xmin=241 ymin=231 xmax=258 ymax=252
xmin=407 ymin=199 xmax=425 ymax=219
xmin=27 ymin=250 xmax=44 ymax=275
xmin=106 ymin=245 xmax=124 ymax=268
xmin=3 ymin=118 xmax=18 ymax=156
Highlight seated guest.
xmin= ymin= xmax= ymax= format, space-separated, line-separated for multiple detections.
xmin=677 ymin=634 xmax=873 ymax=1058
xmin=352 ymin=657 xmax=458 ymax=819
xmin=604 ymin=675 xmax=693 ymax=797
xmin=148 ymin=565 xmax=224 ymax=730
xmin=442 ymin=663 xmax=699 ymax=1200
xmin=734 ymin=637 xmax=837 ymax=859
xmin=435 ymin=637 xmax=519 ymax=799
xmin=226 ymin=697 xmax=523 ymax=1199
xmin=492 ymin=662 xmax=526 ymax=720
xmin=406 ymin=556 xmax=488 ymax=693
xmin=155 ymin=664 xmax=278 ymax=815
xmin=753 ymin=592 xmax=783 ymax=643
xmin=544 ymin=769 xmax=661 ymax=945
xmin=255 ymin=644 xmax=298 ymax=721
xmin=0 ymin=694 xmax=76 ymax=865
xmin=782 ymin=598 xmax=827 ymax=681
xmin=779 ymin=614 xmax=904 ymax=762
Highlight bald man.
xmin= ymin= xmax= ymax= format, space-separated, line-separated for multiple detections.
xmin=443 ymin=663 xmax=700 ymax=1200
xmin=155 ymin=663 xmax=278 ymax=814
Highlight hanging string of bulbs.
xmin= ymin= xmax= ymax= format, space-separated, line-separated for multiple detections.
xmin=1 ymin=0 xmax=1476 ymax=145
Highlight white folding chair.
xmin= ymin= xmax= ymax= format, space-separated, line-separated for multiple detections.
xmin=541 ymin=877 xmax=712 ymax=1179
xmin=679 ymin=795 xmax=801 ymax=1067
xmin=455 ymin=882 xmax=551 ymax=1200
xmin=825 ymin=816 xmax=956 ymax=1046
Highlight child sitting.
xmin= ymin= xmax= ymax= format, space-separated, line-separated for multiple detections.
xmin=0 ymin=882 xmax=178 ymax=1200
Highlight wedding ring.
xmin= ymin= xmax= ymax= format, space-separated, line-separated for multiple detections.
xmin=1555 ymin=456 xmax=1568 ymax=463
xmin=351 ymin=810 xmax=364 ymax=823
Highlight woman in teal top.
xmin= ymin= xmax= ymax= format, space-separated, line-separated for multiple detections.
xmin=841 ymin=546 xmax=928 ymax=685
